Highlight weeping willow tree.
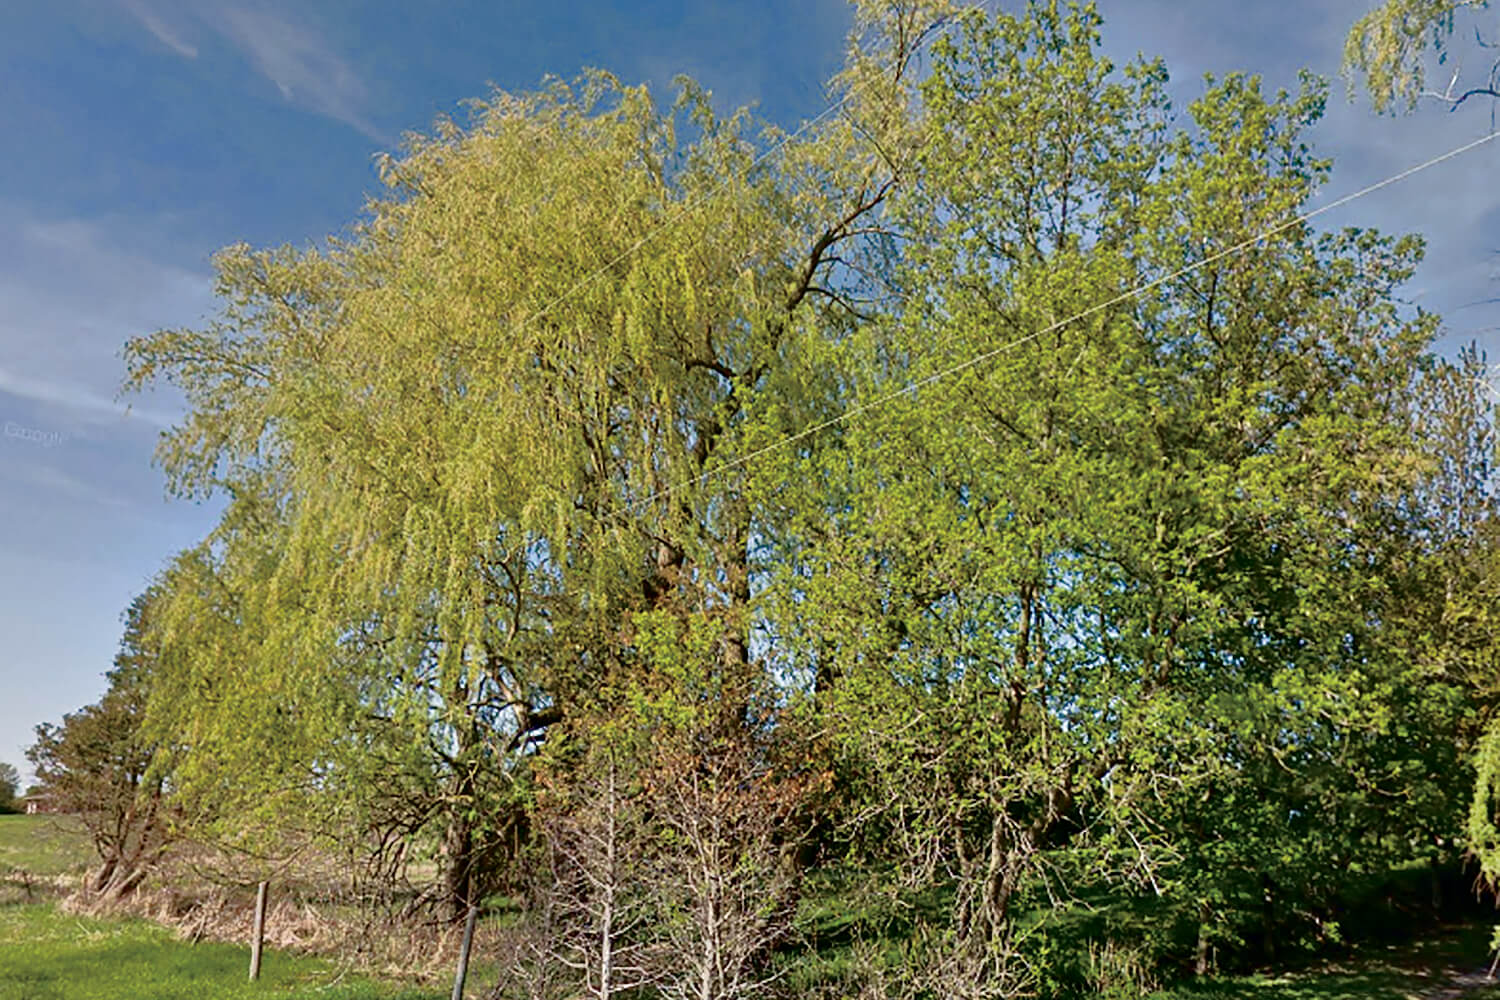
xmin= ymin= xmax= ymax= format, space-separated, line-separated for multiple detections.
xmin=124 ymin=1 xmax=953 ymax=922
xmin=1343 ymin=0 xmax=1500 ymax=112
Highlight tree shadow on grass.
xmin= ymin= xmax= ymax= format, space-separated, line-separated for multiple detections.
xmin=1163 ymin=924 xmax=1500 ymax=1000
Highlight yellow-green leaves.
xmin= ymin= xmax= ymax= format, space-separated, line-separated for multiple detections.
xmin=1344 ymin=0 xmax=1490 ymax=112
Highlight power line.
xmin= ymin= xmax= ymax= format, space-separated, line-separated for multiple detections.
xmin=617 ymin=128 xmax=1500 ymax=518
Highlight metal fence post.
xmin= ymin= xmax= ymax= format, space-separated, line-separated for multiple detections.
xmin=249 ymin=880 xmax=269 ymax=982
xmin=451 ymin=904 xmax=478 ymax=1000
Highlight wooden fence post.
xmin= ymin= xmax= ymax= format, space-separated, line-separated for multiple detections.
xmin=249 ymin=880 xmax=269 ymax=982
xmin=451 ymin=905 xmax=478 ymax=1000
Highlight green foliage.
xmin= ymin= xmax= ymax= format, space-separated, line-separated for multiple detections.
xmin=108 ymin=0 xmax=1500 ymax=993
xmin=765 ymin=0 xmax=1498 ymax=987
xmin=1455 ymin=510 xmax=1500 ymax=888
xmin=0 ymin=763 xmax=18 ymax=814
xmin=1344 ymin=0 xmax=1491 ymax=111
xmin=1340 ymin=0 xmax=1500 ymax=877
xmin=140 ymin=507 xmax=383 ymax=870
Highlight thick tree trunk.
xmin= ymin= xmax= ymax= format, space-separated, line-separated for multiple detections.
xmin=88 ymin=787 xmax=167 ymax=900
xmin=443 ymin=721 xmax=480 ymax=923
xmin=102 ymin=864 xmax=151 ymax=901
xmin=442 ymin=668 xmax=482 ymax=925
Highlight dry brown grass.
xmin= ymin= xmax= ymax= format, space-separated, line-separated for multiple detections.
xmin=48 ymin=843 xmax=509 ymax=990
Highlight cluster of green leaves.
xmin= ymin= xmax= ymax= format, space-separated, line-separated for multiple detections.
xmin=1344 ymin=0 xmax=1495 ymax=111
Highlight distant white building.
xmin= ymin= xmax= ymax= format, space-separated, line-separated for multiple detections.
xmin=22 ymin=790 xmax=54 ymax=815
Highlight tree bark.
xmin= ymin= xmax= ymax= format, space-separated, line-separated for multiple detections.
xmin=1194 ymin=901 xmax=1212 ymax=976
xmin=444 ymin=806 xmax=476 ymax=924
xmin=1260 ymin=873 xmax=1277 ymax=963
xmin=89 ymin=857 xmax=118 ymax=894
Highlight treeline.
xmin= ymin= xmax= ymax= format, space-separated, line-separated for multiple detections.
xmin=29 ymin=2 xmax=1500 ymax=996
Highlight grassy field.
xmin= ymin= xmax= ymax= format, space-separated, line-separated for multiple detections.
xmin=0 ymin=904 xmax=447 ymax=1000
xmin=0 ymin=812 xmax=93 ymax=908
xmin=0 ymin=814 xmax=460 ymax=999
xmin=0 ymin=813 xmax=92 ymax=878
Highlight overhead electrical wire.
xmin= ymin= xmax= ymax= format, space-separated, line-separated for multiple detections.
xmin=615 ymin=127 xmax=1500 ymax=520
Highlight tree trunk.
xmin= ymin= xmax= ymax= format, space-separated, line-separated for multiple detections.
xmin=1194 ymin=901 xmax=1212 ymax=976
xmin=713 ymin=509 xmax=755 ymax=735
xmin=103 ymin=864 xmax=151 ymax=901
xmin=444 ymin=807 xmax=476 ymax=924
xmin=1260 ymin=873 xmax=1277 ymax=963
xmin=444 ymin=674 xmax=481 ymax=924
xmin=89 ymin=856 xmax=118 ymax=894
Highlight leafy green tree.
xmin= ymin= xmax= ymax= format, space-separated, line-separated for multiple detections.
xmin=1344 ymin=0 xmax=1500 ymax=917
xmin=0 ymin=763 xmax=19 ymax=814
xmin=26 ymin=592 xmax=173 ymax=898
xmin=121 ymin=0 xmax=942 ymax=914
xmin=763 ymin=1 xmax=1495 ymax=986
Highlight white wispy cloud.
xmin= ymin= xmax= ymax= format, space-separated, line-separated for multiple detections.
xmin=116 ymin=0 xmax=387 ymax=144
xmin=217 ymin=5 xmax=385 ymax=143
xmin=0 ymin=459 xmax=134 ymax=510
xmin=0 ymin=206 xmax=214 ymax=527
xmin=121 ymin=0 xmax=198 ymax=58
xmin=0 ymin=205 xmax=208 ymax=440
xmin=0 ymin=366 xmax=177 ymax=430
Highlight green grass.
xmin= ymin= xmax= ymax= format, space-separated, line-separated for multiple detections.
xmin=4 ymin=897 xmax=1497 ymax=1000
xmin=0 ymin=817 xmax=480 ymax=997
xmin=0 ymin=904 xmax=447 ymax=1000
xmin=1 ymin=819 xmax=1490 ymax=1000
xmin=0 ymin=814 xmax=93 ymax=878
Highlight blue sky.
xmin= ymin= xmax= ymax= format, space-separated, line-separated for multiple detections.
xmin=4 ymin=0 xmax=1500 ymax=786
